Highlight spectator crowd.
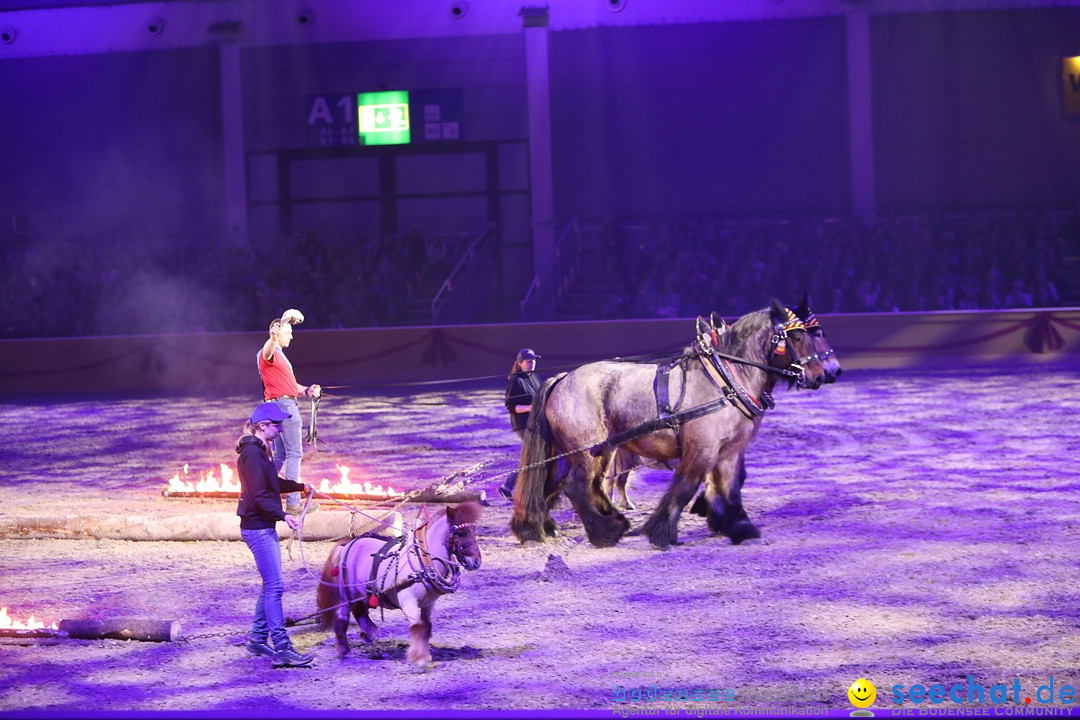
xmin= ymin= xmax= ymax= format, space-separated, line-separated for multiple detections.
xmin=593 ymin=208 xmax=1078 ymax=321
xmin=1 ymin=207 xmax=1077 ymax=339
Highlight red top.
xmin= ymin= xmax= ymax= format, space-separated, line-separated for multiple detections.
xmin=258 ymin=347 xmax=299 ymax=401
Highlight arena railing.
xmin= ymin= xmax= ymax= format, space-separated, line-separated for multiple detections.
xmin=430 ymin=222 xmax=497 ymax=325
xmin=519 ymin=219 xmax=582 ymax=323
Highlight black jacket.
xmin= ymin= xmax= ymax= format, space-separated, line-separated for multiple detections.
xmin=505 ymin=371 xmax=542 ymax=432
xmin=235 ymin=435 xmax=305 ymax=530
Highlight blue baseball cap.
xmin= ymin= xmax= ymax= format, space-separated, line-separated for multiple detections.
xmin=517 ymin=348 xmax=541 ymax=361
xmin=251 ymin=402 xmax=291 ymax=425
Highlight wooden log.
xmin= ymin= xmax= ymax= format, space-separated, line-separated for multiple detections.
xmin=0 ymin=492 xmax=484 ymax=541
xmin=160 ymin=487 xmax=487 ymax=504
xmin=58 ymin=618 xmax=181 ymax=642
xmin=398 ymin=488 xmax=487 ymax=504
xmin=0 ymin=627 xmax=60 ymax=639
xmin=0 ymin=636 xmax=61 ymax=646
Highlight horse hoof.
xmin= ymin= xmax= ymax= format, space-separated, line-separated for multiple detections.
xmin=688 ymin=492 xmax=708 ymax=517
xmin=336 ymin=645 xmax=350 ymax=660
xmin=728 ymin=521 xmax=761 ymax=545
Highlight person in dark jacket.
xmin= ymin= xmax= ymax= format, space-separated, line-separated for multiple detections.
xmin=497 ymin=348 xmax=542 ymax=500
xmin=236 ymin=401 xmax=316 ymax=668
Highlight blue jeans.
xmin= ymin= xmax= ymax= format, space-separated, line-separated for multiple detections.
xmin=241 ymin=527 xmax=290 ymax=649
xmin=272 ymin=397 xmax=303 ymax=507
xmin=502 ymin=429 xmax=525 ymax=491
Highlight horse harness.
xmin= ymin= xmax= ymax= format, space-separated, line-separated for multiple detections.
xmin=596 ymin=308 xmax=808 ymax=456
xmin=337 ymin=513 xmax=476 ymax=613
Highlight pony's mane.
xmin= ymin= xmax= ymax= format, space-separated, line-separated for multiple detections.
xmin=716 ymin=308 xmax=772 ymax=365
xmin=445 ymin=500 xmax=483 ymax=526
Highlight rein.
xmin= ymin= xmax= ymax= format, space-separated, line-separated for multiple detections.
xmin=412 ymin=507 xmax=463 ymax=596
xmin=593 ymin=307 xmax=810 ymax=453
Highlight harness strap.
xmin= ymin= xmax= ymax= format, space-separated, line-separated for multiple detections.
xmin=597 ymin=395 xmax=730 ymax=452
xmin=338 ymin=538 xmax=362 ymax=610
xmin=652 ymin=357 xmax=688 ymax=456
xmin=365 ymin=535 xmax=407 ymax=610
xmin=414 ymin=509 xmax=462 ymax=596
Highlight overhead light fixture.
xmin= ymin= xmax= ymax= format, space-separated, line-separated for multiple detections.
xmin=449 ymin=2 xmax=468 ymax=19
xmin=146 ymin=17 xmax=165 ymax=36
xmin=607 ymin=0 xmax=627 ymax=12
xmin=296 ymin=8 xmax=315 ymax=26
xmin=0 ymin=26 xmax=17 ymax=45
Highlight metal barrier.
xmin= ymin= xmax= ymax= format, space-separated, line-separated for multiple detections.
xmin=430 ymin=222 xmax=497 ymax=325
xmin=519 ymin=219 xmax=582 ymax=323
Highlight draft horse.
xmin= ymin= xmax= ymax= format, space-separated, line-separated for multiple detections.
xmin=510 ymin=299 xmax=828 ymax=550
xmin=686 ymin=294 xmax=842 ymax=518
xmin=317 ymin=502 xmax=482 ymax=668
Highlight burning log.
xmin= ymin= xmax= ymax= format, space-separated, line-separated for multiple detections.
xmin=164 ymin=462 xmax=484 ymax=502
xmin=0 ymin=619 xmax=180 ymax=642
xmin=161 ymin=487 xmax=486 ymax=503
xmin=59 ymin=618 xmax=181 ymax=642
xmin=0 ymin=627 xmax=58 ymax=639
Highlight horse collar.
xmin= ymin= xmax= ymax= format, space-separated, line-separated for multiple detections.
xmin=698 ymin=349 xmax=767 ymax=419
xmin=414 ymin=517 xmax=462 ymax=596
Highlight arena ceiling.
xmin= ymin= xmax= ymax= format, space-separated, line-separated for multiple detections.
xmin=3 ymin=0 xmax=1080 ymax=61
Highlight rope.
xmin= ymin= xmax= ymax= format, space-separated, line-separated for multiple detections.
xmin=304 ymin=394 xmax=325 ymax=451
xmin=318 ymin=350 xmax=688 ymax=395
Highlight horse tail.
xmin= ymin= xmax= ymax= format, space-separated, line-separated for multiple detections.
xmin=510 ymin=373 xmax=564 ymax=543
xmin=316 ymin=539 xmax=349 ymax=630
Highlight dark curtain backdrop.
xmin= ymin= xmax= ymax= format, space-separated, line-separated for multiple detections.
xmin=0 ymin=47 xmax=224 ymax=243
xmin=549 ymin=18 xmax=851 ymax=221
xmin=872 ymin=8 xmax=1080 ymax=211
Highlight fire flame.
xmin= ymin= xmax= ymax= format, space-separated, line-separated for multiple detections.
xmin=166 ymin=463 xmax=239 ymax=494
xmin=0 ymin=606 xmax=58 ymax=630
xmin=167 ymin=462 xmax=402 ymax=498
xmin=317 ymin=464 xmax=402 ymax=498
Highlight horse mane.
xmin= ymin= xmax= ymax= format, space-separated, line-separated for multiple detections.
xmin=716 ymin=308 xmax=772 ymax=366
xmin=446 ymin=500 xmax=483 ymax=526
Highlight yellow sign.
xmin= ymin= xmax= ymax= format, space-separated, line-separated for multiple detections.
xmin=1064 ymin=57 xmax=1080 ymax=113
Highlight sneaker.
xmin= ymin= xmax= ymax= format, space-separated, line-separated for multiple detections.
xmin=246 ymin=638 xmax=274 ymax=657
xmin=286 ymin=502 xmax=319 ymax=516
xmin=272 ymin=645 xmax=314 ymax=668
xmin=497 ymin=484 xmax=514 ymax=501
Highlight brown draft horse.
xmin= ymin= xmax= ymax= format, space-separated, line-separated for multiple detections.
xmin=608 ymin=296 xmax=843 ymax=516
xmin=687 ymin=295 xmax=841 ymax=521
xmin=317 ymin=502 xmax=482 ymax=669
xmin=510 ymin=299 xmax=829 ymax=550
xmin=606 ymin=296 xmax=843 ymax=512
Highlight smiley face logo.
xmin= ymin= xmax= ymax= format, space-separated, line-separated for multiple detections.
xmin=848 ymin=678 xmax=876 ymax=708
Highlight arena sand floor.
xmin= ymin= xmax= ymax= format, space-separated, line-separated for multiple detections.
xmin=1 ymin=362 xmax=1080 ymax=718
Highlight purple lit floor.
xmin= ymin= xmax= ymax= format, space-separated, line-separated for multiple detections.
xmin=2 ymin=363 xmax=1080 ymax=715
